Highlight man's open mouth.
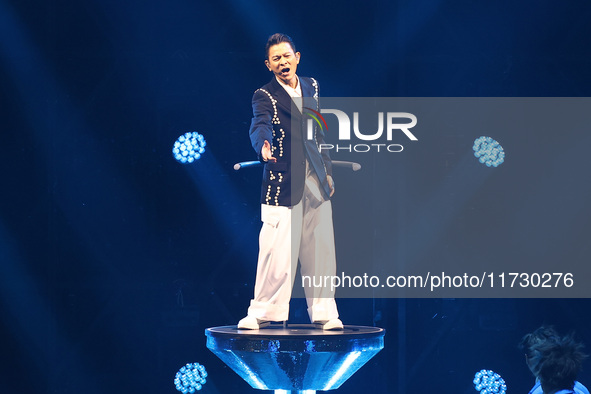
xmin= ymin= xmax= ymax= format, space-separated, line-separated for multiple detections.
xmin=281 ymin=67 xmax=290 ymax=74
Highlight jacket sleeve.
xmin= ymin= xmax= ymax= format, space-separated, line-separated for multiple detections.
xmin=249 ymin=89 xmax=274 ymax=161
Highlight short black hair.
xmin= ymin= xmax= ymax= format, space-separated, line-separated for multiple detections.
xmin=265 ymin=33 xmax=296 ymax=59
xmin=519 ymin=326 xmax=560 ymax=360
xmin=538 ymin=334 xmax=587 ymax=393
xmin=520 ymin=326 xmax=587 ymax=393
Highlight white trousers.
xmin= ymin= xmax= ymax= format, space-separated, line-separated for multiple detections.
xmin=247 ymin=173 xmax=339 ymax=322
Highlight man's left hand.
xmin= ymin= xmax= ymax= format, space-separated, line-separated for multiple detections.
xmin=327 ymin=175 xmax=335 ymax=197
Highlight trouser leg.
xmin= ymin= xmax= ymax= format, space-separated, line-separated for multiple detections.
xmin=247 ymin=203 xmax=302 ymax=321
xmin=298 ymin=174 xmax=339 ymax=322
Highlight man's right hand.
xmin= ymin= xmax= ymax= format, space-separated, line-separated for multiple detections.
xmin=261 ymin=140 xmax=277 ymax=162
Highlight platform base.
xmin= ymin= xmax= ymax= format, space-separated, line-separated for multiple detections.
xmin=205 ymin=324 xmax=385 ymax=391
xmin=274 ymin=390 xmax=316 ymax=394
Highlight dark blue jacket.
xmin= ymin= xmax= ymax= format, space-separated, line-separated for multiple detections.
xmin=249 ymin=76 xmax=332 ymax=206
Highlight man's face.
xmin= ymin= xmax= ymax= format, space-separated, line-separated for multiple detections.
xmin=265 ymin=42 xmax=300 ymax=85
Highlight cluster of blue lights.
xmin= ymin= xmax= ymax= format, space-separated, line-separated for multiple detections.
xmin=174 ymin=363 xmax=207 ymax=393
xmin=173 ymin=132 xmax=206 ymax=163
xmin=473 ymin=136 xmax=505 ymax=167
xmin=473 ymin=369 xmax=507 ymax=394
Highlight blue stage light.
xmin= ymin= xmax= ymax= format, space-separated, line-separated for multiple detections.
xmin=473 ymin=136 xmax=505 ymax=167
xmin=174 ymin=363 xmax=208 ymax=393
xmin=473 ymin=369 xmax=507 ymax=394
xmin=173 ymin=132 xmax=206 ymax=164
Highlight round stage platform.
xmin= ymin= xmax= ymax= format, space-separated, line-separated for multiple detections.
xmin=205 ymin=324 xmax=385 ymax=392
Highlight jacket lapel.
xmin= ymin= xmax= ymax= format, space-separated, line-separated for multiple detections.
xmin=300 ymin=77 xmax=313 ymax=98
xmin=269 ymin=77 xmax=306 ymax=121
xmin=269 ymin=77 xmax=292 ymax=112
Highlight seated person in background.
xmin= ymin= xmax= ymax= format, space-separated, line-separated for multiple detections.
xmin=520 ymin=326 xmax=589 ymax=394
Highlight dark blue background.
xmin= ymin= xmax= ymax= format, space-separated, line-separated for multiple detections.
xmin=1 ymin=0 xmax=590 ymax=393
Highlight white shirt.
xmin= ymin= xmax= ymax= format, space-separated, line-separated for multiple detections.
xmin=276 ymin=75 xmax=303 ymax=113
xmin=275 ymin=75 xmax=318 ymax=179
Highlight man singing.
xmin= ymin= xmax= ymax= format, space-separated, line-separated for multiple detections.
xmin=238 ymin=33 xmax=343 ymax=330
